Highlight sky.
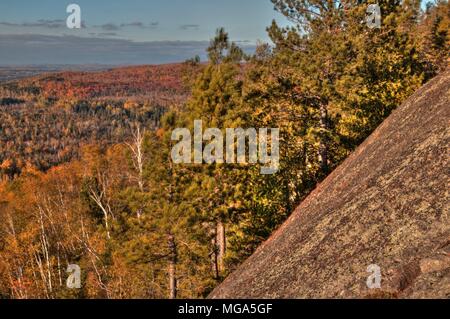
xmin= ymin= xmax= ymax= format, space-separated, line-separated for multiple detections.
xmin=0 ymin=0 xmax=289 ymax=65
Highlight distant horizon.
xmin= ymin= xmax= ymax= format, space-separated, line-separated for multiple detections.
xmin=0 ymin=0 xmax=283 ymax=65
xmin=0 ymin=34 xmax=258 ymax=65
xmin=0 ymin=60 xmax=208 ymax=67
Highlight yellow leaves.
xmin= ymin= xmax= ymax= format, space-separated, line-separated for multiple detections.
xmin=19 ymin=163 xmax=40 ymax=179
xmin=0 ymin=159 xmax=13 ymax=170
xmin=123 ymin=100 xmax=139 ymax=110
xmin=156 ymin=128 xmax=165 ymax=139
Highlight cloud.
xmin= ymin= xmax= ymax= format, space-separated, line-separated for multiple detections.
xmin=98 ymin=23 xmax=120 ymax=31
xmin=0 ymin=19 xmax=86 ymax=29
xmin=89 ymin=32 xmax=118 ymax=37
xmin=180 ymin=24 xmax=200 ymax=30
xmin=119 ymin=21 xmax=159 ymax=29
xmin=0 ymin=34 xmax=231 ymax=65
xmin=0 ymin=19 xmax=156 ymax=32
xmin=0 ymin=19 xmax=65 ymax=29
xmin=98 ymin=32 xmax=118 ymax=37
xmin=94 ymin=21 xmax=158 ymax=31
xmin=120 ymin=22 xmax=145 ymax=28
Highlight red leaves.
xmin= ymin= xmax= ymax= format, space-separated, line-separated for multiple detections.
xmin=36 ymin=64 xmax=188 ymax=101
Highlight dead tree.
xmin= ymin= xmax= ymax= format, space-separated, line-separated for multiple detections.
xmin=216 ymin=221 xmax=226 ymax=273
xmin=88 ymin=172 xmax=113 ymax=240
xmin=318 ymin=102 xmax=329 ymax=174
xmin=126 ymin=125 xmax=147 ymax=219
xmin=167 ymin=234 xmax=178 ymax=299
xmin=125 ymin=125 xmax=146 ymax=193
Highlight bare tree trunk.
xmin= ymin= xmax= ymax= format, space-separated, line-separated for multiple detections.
xmin=126 ymin=125 xmax=146 ymax=193
xmin=38 ymin=206 xmax=53 ymax=297
xmin=210 ymin=228 xmax=219 ymax=279
xmin=216 ymin=222 xmax=226 ymax=273
xmin=88 ymin=173 xmax=113 ymax=239
xmin=126 ymin=125 xmax=146 ymax=219
xmin=168 ymin=234 xmax=177 ymax=299
xmin=318 ymin=103 xmax=329 ymax=173
xmin=57 ymin=246 xmax=62 ymax=287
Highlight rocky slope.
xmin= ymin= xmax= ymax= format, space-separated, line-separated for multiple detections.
xmin=210 ymin=70 xmax=450 ymax=299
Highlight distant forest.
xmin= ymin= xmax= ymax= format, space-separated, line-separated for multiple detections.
xmin=0 ymin=1 xmax=448 ymax=299
xmin=0 ymin=64 xmax=198 ymax=173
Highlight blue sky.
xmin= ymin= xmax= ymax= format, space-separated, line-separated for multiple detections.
xmin=0 ymin=0 xmax=289 ymax=65
xmin=0 ymin=0 xmax=287 ymax=42
xmin=0 ymin=1 xmax=429 ymax=65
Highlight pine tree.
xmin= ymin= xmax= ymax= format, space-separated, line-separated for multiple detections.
xmin=181 ymin=28 xmax=249 ymax=279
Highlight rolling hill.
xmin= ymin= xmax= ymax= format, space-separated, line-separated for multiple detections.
xmin=0 ymin=63 xmax=199 ymax=176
